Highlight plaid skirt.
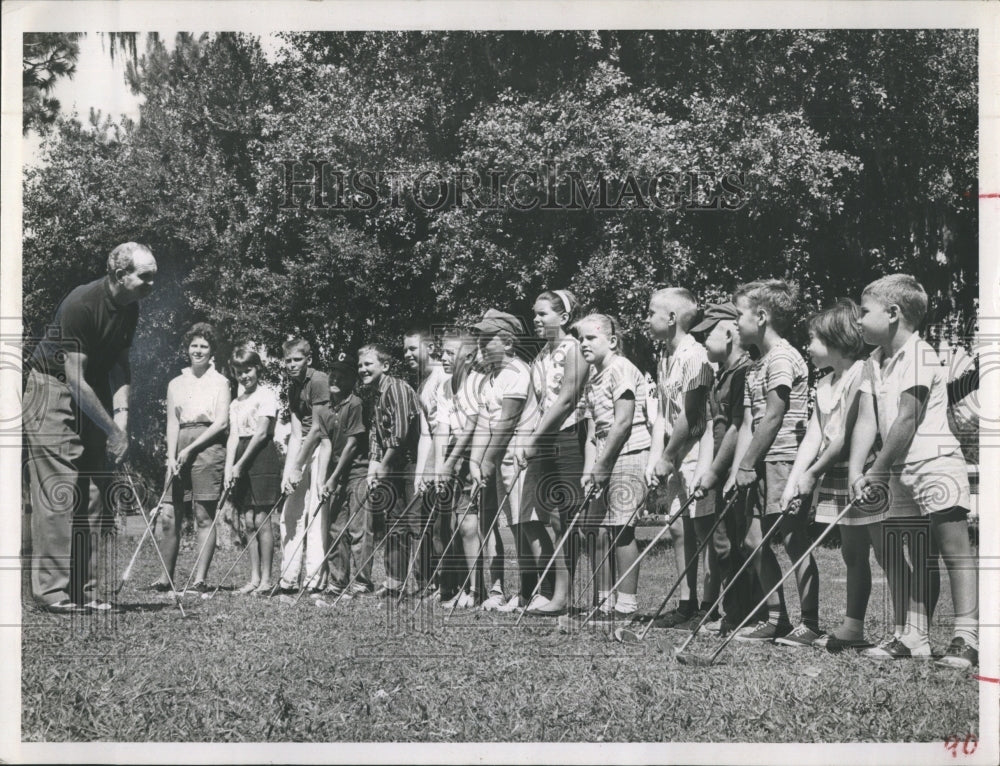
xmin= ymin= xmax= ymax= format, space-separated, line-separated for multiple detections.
xmin=817 ymin=463 xmax=885 ymax=526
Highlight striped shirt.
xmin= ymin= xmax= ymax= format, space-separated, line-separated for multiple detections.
xmin=656 ymin=334 xmax=714 ymax=467
xmin=582 ymin=354 xmax=651 ymax=454
xmin=530 ymin=336 xmax=585 ymax=430
xmin=744 ymin=338 xmax=809 ymax=462
xmin=369 ymin=373 xmax=420 ymax=466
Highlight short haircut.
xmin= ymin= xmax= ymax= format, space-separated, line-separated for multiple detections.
xmin=651 ymin=287 xmax=699 ymax=332
xmin=106 ymin=242 xmax=152 ymax=277
xmin=183 ymin=322 xmax=218 ymax=355
xmin=537 ymin=289 xmax=580 ymax=327
xmin=230 ymin=344 xmax=263 ymax=374
xmin=357 ymin=343 xmax=393 ymax=365
xmin=282 ymin=337 xmax=311 ymax=357
xmin=809 ymin=299 xmax=866 ymax=360
xmin=732 ymin=279 xmax=799 ymax=335
xmin=861 ymin=273 xmax=928 ymax=327
xmin=574 ymin=312 xmax=621 ymax=340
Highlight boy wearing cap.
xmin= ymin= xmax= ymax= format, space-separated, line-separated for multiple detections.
xmin=468 ymin=309 xmax=541 ymax=611
xmin=307 ymin=352 xmax=372 ymax=601
xmin=358 ymin=344 xmax=422 ymax=598
xmin=644 ymin=288 xmax=715 ymax=628
xmin=692 ymin=301 xmax=760 ymax=634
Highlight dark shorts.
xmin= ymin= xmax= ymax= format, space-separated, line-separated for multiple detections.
xmin=232 ymin=436 xmax=282 ymax=508
xmin=176 ymin=424 xmax=225 ymax=502
xmin=519 ymin=424 xmax=587 ymax=525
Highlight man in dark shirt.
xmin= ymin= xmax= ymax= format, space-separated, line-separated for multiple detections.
xmin=24 ymin=242 xmax=157 ymax=613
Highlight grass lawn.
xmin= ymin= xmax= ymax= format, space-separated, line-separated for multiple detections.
xmin=21 ymin=518 xmax=979 ymax=743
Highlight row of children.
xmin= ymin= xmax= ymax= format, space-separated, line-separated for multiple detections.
xmin=155 ymin=273 xmax=979 ymax=671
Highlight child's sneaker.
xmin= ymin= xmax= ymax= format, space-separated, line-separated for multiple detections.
xmin=481 ymin=590 xmax=506 ymax=611
xmin=734 ymin=620 xmax=792 ymax=642
xmin=441 ymin=590 xmax=463 ymax=609
xmin=702 ymin=616 xmax=724 ymax=633
xmin=651 ymin=607 xmax=695 ymax=629
xmin=935 ymin=637 xmax=978 ymax=670
xmin=862 ymin=635 xmax=931 ymax=660
xmin=456 ymin=591 xmax=476 ymax=609
xmin=497 ymin=595 xmax=525 ymax=613
xmin=774 ymin=624 xmax=821 ymax=648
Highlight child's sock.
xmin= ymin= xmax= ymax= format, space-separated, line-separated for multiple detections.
xmin=954 ymin=618 xmax=978 ymax=650
xmin=801 ymin=608 xmax=820 ymax=633
xmin=598 ymin=590 xmax=616 ymax=612
xmin=832 ymin=616 xmax=864 ymax=640
xmin=899 ymin=624 xmax=930 ymax=650
xmin=767 ymin=605 xmax=788 ymax=625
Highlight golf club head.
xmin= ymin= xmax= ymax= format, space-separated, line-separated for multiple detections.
xmin=614 ymin=626 xmax=641 ymax=643
xmin=653 ymin=635 xmax=676 ymax=654
xmin=675 ymin=652 xmax=715 ymax=667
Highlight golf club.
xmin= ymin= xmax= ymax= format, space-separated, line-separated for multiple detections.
xmin=178 ymin=483 xmax=233 ymax=598
xmin=574 ymin=491 xmax=699 ymax=629
xmin=266 ymin=489 xmax=331 ymax=599
xmin=663 ymin=495 xmax=801 ymax=651
xmin=411 ymin=481 xmax=483 ymax=615
xmin=445 ymin=464 xmax=525 ymax=616
xmin=114 ymin=473 xmax=175 ymax=595
xmin=512 ymin=484 xmax=599 ymax=626
xmin=613 ymin=487 xmax=741 ymax=644
xmin=676 ymin=498 xmax=856 ymax=667
xmin=394 ymin=486 xmax=442 ymax=605
xmin=122 ymin=472 xmax=186 ymax=617
xmin=291 ymin=483 xmax=374 ymax=606
xmin=329 ymin=485 xmax=428 ymax=607
xmin=205 ymin=491 xmax=287 ymax=600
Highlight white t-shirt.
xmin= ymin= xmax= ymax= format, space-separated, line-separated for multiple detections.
xmin=860 ymin=333 xmax=961 ymax=465
xmin=480 ymin=356 xmax=539 ymax=448
xmin=229 ymin=385 xmax=280 ymax=439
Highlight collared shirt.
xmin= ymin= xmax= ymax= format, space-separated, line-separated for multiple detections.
xmin=315 ymin=393 xmax=369 ymax=480
xmin=170 ymin=364 xmax=230 ymax=425
xmin=369 ymin=373 xmax=420 ymax=465
xmin=434 ymin=367 xmax=487 ymax=439
xmin=287 ymin=366 xmax=330 ymax=432
xmin=530 ymin=336 xmax=586 ymax=430
xmin=30 ymin=277 xmax=139 ymax=399
xmin=230 ymin=384 xmax=280 ymax=439
xmin=656 ymin=334 xmax=714 ymax=466
xmin=480 ymin=356 xmax=540 ymax=449
xmin=417 ymin=365 xmax=450 ymax=436
xmin=860 ymin=332 xmax=961 ymax=465
xmin=709 ymin=352 xmax=751 ymax=450
xmin=814 ymin=360 xmax=865 ymax=456
xmin=582 ymin=353 xmax=651 ymax=454
xmin=744 ymin=338 xmax=809 ymax=462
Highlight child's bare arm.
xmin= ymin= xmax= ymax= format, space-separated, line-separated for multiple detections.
xmin=585 ymin=394 xmax=635 ymax=492
xmin=866 ymin=386 xmax=927 ymax=474
xmin=735 ymin=387 xmax=789 ymax=486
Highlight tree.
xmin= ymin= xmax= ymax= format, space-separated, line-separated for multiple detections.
xmin=23 ymin=33 xmax=81 ymax=134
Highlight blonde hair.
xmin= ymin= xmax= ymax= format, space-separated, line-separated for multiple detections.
xmin=862 ymin=274 xmax=928 ymax=327
xmin=732 ymin=279 xmax=799 ymax=335
xmin=651 ymin=287 xmax=699 ymax=332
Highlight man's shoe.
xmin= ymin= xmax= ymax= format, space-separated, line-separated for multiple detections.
xmin=651 ymin=608 xmax=695 ymax=629
xmin=83 ymin=600 xmax=118 ymax=613
xmin=38 ymin=599 xmax=86 ymax=615
xmin=774 ymin=624 xmax=822 ymax=648
xmin=374 ymin=584 xmax=400 ymax=599
xmin=821 ymin=635 xmax=873 ymax=653
xmin=935 ymin=637 xmax=978 ymax=670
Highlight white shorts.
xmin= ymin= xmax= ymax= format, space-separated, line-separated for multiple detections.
xmin=886 ymin=453 xmax=972 ymax=518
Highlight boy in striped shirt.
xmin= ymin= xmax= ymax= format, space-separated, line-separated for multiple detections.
xmin=729 ymin=280 xmax=815 ymax=643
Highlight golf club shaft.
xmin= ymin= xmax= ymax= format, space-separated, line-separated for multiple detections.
xmin=580 ymin=491 xmax=698 ymax=626
xmin=290 ymin=484 xmax=371 ymax=605
xmin=124 ymin=473 xmax=186 ymax=616
xmin=395 ymin=488 xmax=440 ymax=604
xmin=446 ymin=465 xmax=524 ymax=615
xmin=513 ymin=485 xmax=600 ymax=626
xmin=115 ymin=474 xmax=177 ymax=592
xmin=706 ymin=500 xmax=856 ymax=664
xmin=266 ymin=490 xmax=330 ymax=597
xmin=674 ymin=495 xmax=794 ymax=653
xmin=576 ymin=488 xmax=651 ymax=607
xmin=179 ymin=483 xmax=232 ymax=597
xmin=207 ymin=491 xmax=287 ymax=599
xmin=635 ymin=489 xmax=739 ymax=641
xmin=413 ymin=482 xmax=482 ymax=614
xmin=330 ymin=487 xmax=426 ymax=606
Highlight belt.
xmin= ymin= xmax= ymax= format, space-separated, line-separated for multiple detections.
xmin=179 ymin=421 xmax=213 ymax=430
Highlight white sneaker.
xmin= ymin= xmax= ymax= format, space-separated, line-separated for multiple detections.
xmin=481 ymin=591 xmax=506 ymax=611
xmin=497 ymin=595 xmax=525 ymax=613
xmin=442 ymin=591 xmax=462 ymax=609
xmin=456 ymin=591 xmax=475 ymax=609
xmin=525 ymin=594 xmax=551 ymax=612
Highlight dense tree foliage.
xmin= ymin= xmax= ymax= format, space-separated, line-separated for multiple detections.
xmin=23 ymin=30 xmax=978 ymax=480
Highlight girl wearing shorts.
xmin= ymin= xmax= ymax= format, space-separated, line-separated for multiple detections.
xmin=225 ymin=345 xmax=282 ymax=594
xmin=576 ymin=314 xmax=651 ymax=618
xmin=152 ymin=322 xmax=231 ymax=593
xmin=514 ymin=289 xmax=589 ymax=615
xmin=780 ymin=299 xmax=882 ymax=649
